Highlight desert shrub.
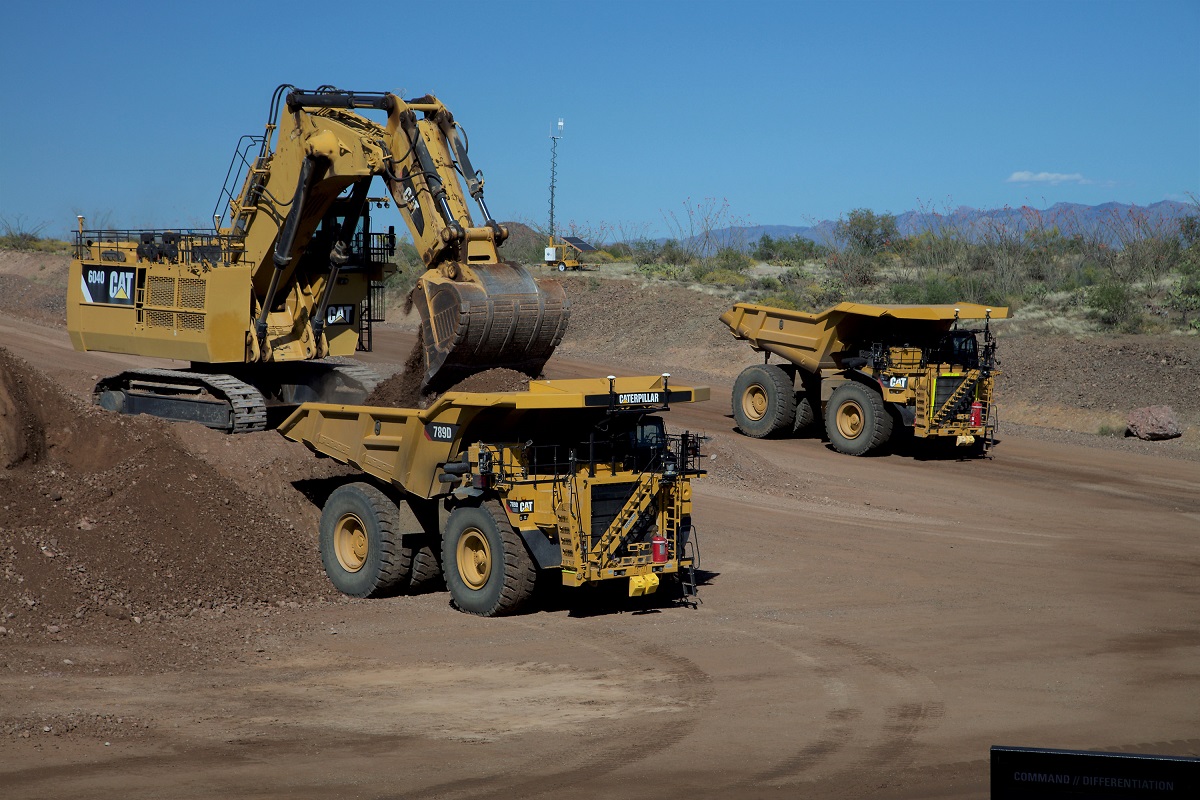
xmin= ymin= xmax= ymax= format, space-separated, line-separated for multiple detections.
xmin=752 ymin=233 xmax=828 ymax=265
xmin=756 ymin=294 xmax=800 ymax=310
xmin=710 ymin=247 xmax=754 ymax=273
xmin=826 ymin=249 xmax=877 ymax=287
xmin=778 ymin=266 xmax=813 ymax=289
xmin=0 ymin=216 xmax=71 ymax=253
xmin=769 ymin=277 xmax=846 ymax=311
xmin=658 ymin=239 xmax=693 ymax=266
xmin=698 ymin=268 xmax=750 ymax=288
xmin=635 ymin=262 xmax=688 ymax=280
xmin=631 ymin=238 xmax=659 ymax=266
xmin=887 ymin=276 xmax=959 ymax=305
xmin=1087 ymin=281 xmax=1140 ymax=330
xmin=1166 ymin=247 xmax=1200 ymax=324
xmin=834 ymin=208 xmax=898 ymax=254
xmin=606 ymin=242 xmax=634 ymax=259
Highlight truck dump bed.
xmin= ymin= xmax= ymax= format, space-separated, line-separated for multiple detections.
xmin=278 ymin=375 xmax=710 ymax=499
xmin=719 ymin=301 xmax=1007 ymax=372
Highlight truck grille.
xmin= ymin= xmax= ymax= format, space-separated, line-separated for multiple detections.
xmin=935 ymin=375 xmax=966 ymax=408
xmin=590 ymin=482 xmax=637 ymax=547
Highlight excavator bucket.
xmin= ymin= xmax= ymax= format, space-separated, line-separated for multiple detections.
xmin=414 ymin=263 xmax=569 ymax=391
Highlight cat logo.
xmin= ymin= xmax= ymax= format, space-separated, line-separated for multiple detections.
xmin=886 ymin=376 xmax=908 ymax=390
xmin=325 ymin=305 xmax=354 ymax=325
xmin=506 ymin=499 xmax=534 ymax=515
xmin=81 ymin=267 xmax=135 ymax=306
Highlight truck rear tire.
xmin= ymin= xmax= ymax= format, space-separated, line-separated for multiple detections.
xmin=794 ymin=396 xmax=816 ymax=433
xmin=442 ymin=501 xmax=536 ymax=616
xmin=732 ymin=364 xmax=797 ymax=438
xmin=825 ymin=382 xmax=893 ymax=456
xmin=319 ymin=482 xmax=410 ymax=598
xmin=406 ymin=539 xmax=444 ymax=592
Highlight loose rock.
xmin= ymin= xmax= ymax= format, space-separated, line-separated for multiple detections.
xmin=1127 ymin=405 xmax=1183 ymax=441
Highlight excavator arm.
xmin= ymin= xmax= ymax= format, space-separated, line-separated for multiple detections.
xmin=227 ymin=86 xmax=568 ymax=390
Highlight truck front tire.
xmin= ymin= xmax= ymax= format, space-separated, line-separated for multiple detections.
xmin=825 ymin=382 xmax=893 ymax=456
xmin=733 ymin=364 xmax=797 ymax=438
xmin=443 ymin=502 xmax=536 ymax=616
xmin=319 ymin=482 xmax=411 ymax=597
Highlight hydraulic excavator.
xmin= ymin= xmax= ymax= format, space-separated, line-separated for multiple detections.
xmin=67 ymin=85 xmax=569 ymax=432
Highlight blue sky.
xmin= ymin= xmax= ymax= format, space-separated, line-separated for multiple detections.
xmin=1 ymin=0 xmax=1196 ymax=240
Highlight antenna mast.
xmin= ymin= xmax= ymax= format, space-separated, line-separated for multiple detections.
xmin=548 ymin=118 xmax=563 ymax=240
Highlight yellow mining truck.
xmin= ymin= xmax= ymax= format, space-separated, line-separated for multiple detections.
xmin=720 ymin=302 xmax=1007 ymax=456
xmin=279 ymin=375 xmax=708 ymax=616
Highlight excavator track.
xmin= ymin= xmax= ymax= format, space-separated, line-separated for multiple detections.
xmin=316 ymin=360 xmax=381 ymax=399
xmin=93 ymin=369 xmax=268 ymax=433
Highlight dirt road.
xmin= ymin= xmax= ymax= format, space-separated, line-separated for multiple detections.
xmin=2 ymin=318 xmax=1198 ymax=799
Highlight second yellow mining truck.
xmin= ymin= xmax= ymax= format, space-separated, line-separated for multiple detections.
xmin=279 ymin=375 xmax=707 ymax=616
xmin=720 ymin=301 xmax=1007 ymax=456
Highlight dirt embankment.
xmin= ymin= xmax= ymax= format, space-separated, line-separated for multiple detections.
xmin=0 ymin=251 xmax=69 ymax=328
xmin=0 ymin=347 xmax=341 ymax=666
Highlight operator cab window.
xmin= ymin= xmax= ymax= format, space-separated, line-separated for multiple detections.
xmin=935 ymin=331 xmax=979 ymax=368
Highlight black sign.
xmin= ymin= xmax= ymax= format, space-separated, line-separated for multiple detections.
xmin=992 ymin=746 xmax=1199 ymax=799
xmin=81 ymin=266 xmax=136 ymax=305
xmin=583 ymin=390 xmax=692 ymax=407
xmin=424 ymin=422 xmax=458 ymax=442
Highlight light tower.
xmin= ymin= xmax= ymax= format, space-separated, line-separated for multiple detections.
xmin=548 ymin=117 xmax=563 ymax=241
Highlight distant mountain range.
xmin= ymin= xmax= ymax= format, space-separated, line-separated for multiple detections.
xmin=688 ymin=200 xmax=1195 ymax=252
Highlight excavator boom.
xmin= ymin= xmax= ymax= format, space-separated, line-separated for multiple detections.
xmin=234 ymin=87 xmax=568 ymax=390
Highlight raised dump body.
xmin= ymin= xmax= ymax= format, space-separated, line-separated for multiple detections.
xmin=280 ymin=375 xmax=709 ymax=616
xmin=719 ymin=301 xmax=1008 ymax=456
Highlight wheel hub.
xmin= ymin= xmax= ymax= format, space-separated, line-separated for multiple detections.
xmin=742 ymin=385 xmax=768 ymax=421
xmin=333 ymin=514 xmax=369 ymax=573
xmin=836 ymin=401 xmax=865 ymax=439
xmin=457 ymin=529 xmax=492 ymax=590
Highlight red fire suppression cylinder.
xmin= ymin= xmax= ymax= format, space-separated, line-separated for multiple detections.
xmin=970 ymin=400 xmax=983 ymax=427
xmin=651 ymin=533 xmax=669 ymax=564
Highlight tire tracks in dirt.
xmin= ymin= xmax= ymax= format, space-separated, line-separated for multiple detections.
xmin=722 ymin=624 xmax=944 ymax=794
xmin=403 ymin=622 xmax=715 ymax=799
